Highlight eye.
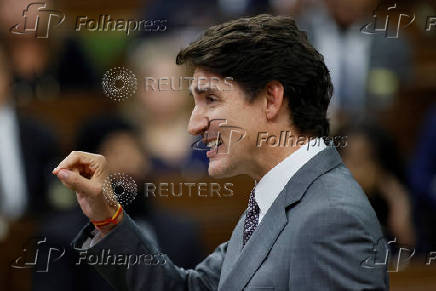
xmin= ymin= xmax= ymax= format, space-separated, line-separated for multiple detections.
xmin=206 ymin=95 xmax=217 ymax=104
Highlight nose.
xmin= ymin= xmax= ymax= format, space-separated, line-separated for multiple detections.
xmin=188 ymin=111 xmax=209 ymax=136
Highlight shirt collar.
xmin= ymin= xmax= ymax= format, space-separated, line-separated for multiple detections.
xmin=254 ymin=141 xmax=327 ymax=221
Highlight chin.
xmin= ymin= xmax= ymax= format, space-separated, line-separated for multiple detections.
xmin=207 ymin=156 xmax=237 ymax=178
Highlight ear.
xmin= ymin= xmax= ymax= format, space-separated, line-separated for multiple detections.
xmin=265 ymin=80 xmax=285 ymax=120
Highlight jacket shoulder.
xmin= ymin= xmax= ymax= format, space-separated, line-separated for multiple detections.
xmin=297 ymin=164 xmax=384 ymax=239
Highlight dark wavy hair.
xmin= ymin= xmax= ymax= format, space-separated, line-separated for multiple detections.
xmin=176 ymin=14 xmax=333 ymax=137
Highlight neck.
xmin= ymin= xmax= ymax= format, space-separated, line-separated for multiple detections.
xmin=250 ymin=139 xmax=304 ymax=181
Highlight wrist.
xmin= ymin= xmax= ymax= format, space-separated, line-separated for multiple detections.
xmin=91 ymin=204 xmax=124 ymax=235
xmin=98 ymin=211 xmax=124 ymax=235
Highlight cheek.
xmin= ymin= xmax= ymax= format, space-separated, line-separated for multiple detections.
xmin=227 ymin=127 xmax=256 ymax=156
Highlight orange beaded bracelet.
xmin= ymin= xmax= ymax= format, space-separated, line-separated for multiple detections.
xmin=91 ymin=203 xmax=123 ymax=229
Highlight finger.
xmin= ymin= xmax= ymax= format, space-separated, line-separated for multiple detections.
xmin=56 ymin=168 xmax=100 ymax=195
xmin=53 ymin=151 xmax=88 ymax=174
xmin=53 ymin=151 xmax=101 ymax=174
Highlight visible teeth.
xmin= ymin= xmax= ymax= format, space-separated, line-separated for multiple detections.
xmin=207 ymin=140 xmax=218 ymax=148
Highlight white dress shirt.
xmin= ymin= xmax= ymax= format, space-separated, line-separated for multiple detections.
xmin=255 ymin=140 xmax=327 ymax=223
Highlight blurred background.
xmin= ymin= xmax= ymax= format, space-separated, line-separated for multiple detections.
xmin=0 ymin=0 xmax=435 ymax=290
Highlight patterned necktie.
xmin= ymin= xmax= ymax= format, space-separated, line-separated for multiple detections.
xmin=243 ymin=189 xmax=260 ymax=247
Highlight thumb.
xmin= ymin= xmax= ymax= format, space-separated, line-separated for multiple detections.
xmin=57 ymin=168 xmax=98 ymax=195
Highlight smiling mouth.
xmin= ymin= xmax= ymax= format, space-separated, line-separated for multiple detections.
xmin=205 ymin=135 xmax=223 ymax=151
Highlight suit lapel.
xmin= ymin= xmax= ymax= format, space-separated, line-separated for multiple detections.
xmin=282 ymin=146 xmax=343 ymax=207
xmin=219 ymin=202 xmax=287 ymax=291
xmin=219 ymin=146 xmax=343 ymax=290
xmin=219 ymin=212 xmax=245 ymax=285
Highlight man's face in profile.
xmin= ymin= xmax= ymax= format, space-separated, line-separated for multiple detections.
xmin=188 ymin=68 xmax=265 ymax=178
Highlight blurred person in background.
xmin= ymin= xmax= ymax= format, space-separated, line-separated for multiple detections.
xmin=34 ymin=114 xmax=204 ymax=291
xmin=0 ymin=44 xmax=59 ymax=289
xmin=76 ymin=114 xmax=204 ymax=267
xmin=5 ymin=37 xmax=98 ymax=102
xmin=140 ymin=0 xmax=219 ymax=31
xmin=0 ymin=0 xmax=98 ymax=103
xmin=338 ymin=123 xmax=415 ymax=247
xmin=409 ymin=106 xmax=436 ymax=253
xmin=270 ymin=0 xmax=318 ymax=16
xmin=140 ymin=0 xmax=270 ymax=32
xmin=126 ymin=37 xmax=208 ymax=178
xmin=297 ymin=0 xmax=412 ymax=127
xmin=0 ymin=45 xmax=59 ymax=230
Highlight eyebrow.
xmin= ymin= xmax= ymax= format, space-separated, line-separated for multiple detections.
xmin=189 ymin=86 xmax=221 ymax=96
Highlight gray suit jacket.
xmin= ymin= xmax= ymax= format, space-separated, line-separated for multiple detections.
xmin=72 ymin=146 xmax=389 ymax=290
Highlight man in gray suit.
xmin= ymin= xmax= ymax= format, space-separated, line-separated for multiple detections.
xmin=54 ymin=14 xmax=389 ymax=290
